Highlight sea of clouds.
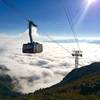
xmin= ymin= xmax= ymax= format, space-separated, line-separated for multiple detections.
xmin=0 ymin=27 xmax=100 ymax=93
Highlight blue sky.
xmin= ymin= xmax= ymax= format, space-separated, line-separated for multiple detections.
xmin=0 ymin=0 xmax=100 ymax=37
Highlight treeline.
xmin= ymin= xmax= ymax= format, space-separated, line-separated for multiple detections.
xmin=80 ymin=81 xmax=100 ymax=95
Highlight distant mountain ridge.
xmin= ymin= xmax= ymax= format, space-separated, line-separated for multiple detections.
xmin=0 ymin=74 xmax=20 ymax=96
xmin=44 ymin=39 xmax=100 ymax=44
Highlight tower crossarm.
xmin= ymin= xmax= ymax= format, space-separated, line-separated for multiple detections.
xmin=72 ymin=50 xmax=82 ymax=69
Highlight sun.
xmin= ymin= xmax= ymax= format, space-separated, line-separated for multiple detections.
xmin=87 ymin=0 xmax=96 ymax=5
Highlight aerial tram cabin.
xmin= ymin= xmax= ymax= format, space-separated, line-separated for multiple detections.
xmin=22 ymin=21 xmax=43 ymax=53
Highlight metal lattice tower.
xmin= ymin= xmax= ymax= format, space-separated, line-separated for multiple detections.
xmin=72 ymin=50 xmax=82 ymax=69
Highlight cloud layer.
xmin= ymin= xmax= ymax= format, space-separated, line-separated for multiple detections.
xmin=0 ymin=31 xmax=100 ymax=93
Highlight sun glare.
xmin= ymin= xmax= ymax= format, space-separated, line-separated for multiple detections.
xmin=87 ymin=0 xmax=96 ymax=5
xmin=76 ymin=0 xmax=96 ymax=27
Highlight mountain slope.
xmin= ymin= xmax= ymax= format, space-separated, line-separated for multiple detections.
xmin=0 ymin=74 xmax=21 ymax=97
xmin=60 ymin=62 xmax=100 ymax=84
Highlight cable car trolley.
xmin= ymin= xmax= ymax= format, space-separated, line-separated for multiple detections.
xmin=22 ymin=20 xmax=43 ymax=53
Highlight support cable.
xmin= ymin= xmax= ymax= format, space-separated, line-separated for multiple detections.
xmin=45 ymin=34 xmax=72 ymax=54
xmin=64 ymin=7 xmax=81 ymax=51
xmin=1 ymin=0 xmax=28 ymax=22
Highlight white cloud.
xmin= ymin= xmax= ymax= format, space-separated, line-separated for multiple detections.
xmin=0 ymin=30 xmax=100 ymax=93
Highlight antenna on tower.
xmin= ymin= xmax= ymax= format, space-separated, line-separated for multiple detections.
xmin=72 ymin=50 xmax=82 ymax=69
